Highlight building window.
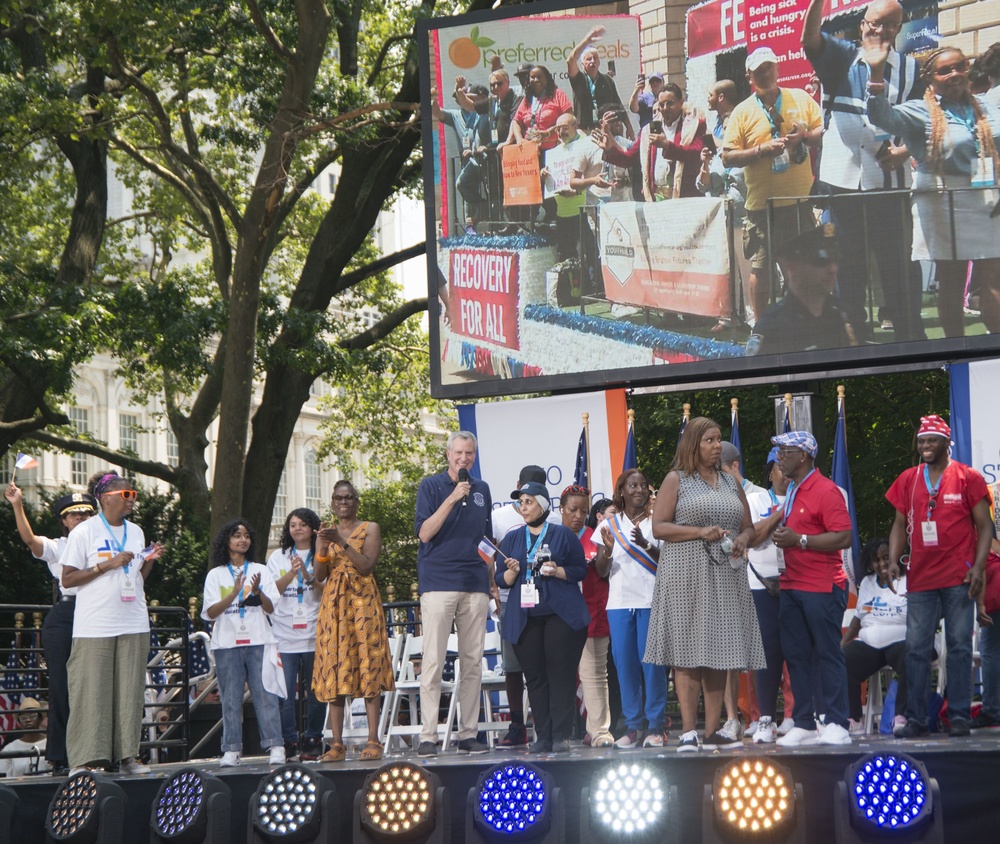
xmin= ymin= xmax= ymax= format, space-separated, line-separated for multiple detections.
xmin=166 ymin=429 xmax=179 ymax=468
xmin=272 ymin=468 xmax=288 ymax=526
xmin=69 ymin=407 xmax=90 ymax=487
xmin=305 ymin=451 xmax=323 ymax=513
xmin=119 ymin=413 xmax=139 ymax=455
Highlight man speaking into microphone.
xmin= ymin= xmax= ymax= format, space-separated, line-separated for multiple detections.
xmin=414 ymin=431 xmax=496 ymax=756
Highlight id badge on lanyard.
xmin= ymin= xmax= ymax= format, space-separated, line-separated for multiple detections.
xmin=973 ymin=155 xmax=995 ymax=188
xmin=293 ymin=604 xmax=308 ymax=630
xmin=921 ymin=521 xmax=939 ymax=547
xmin=120 ymin=574 xmax=136 ymax=602
xmin=772 ymin=149 xmax=790 ymax=173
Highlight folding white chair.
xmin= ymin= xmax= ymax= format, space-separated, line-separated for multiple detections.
xmin=458 ymin=628 xmax=510 ymax=748
xmin=384 ymin=633 xmax=459 ymax=752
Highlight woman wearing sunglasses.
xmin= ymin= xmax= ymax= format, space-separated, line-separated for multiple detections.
xmin=60 ymin=470 xmax=162 ymax=775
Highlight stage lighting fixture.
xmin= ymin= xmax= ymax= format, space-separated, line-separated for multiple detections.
xmin=467 ymin=762 xmax=563 ymax=843
xmin=579 ymin=762 xmax=678 ymax=841
xmin=45 ymin=772 xmax=125 ymax=844
xmin=834 ymin=753 xmax=943 ymax=843
xmin=354 ymin=762 xmax=448 ymax=844
xmin=249 ymin=763 xmax=339 ymax=844
xmin=149 ymin=768 xmax=230 ymax=844
xmin=0 ymin=783 xmax=18 ymax=844
xmin=705 ymin=758 xmax=805 ymax=844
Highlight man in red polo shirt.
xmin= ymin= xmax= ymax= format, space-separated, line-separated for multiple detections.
xmin=764 ymin=431 xmax=854 ymax=747
xmin=886 ymin=414 xmax=992 ymax=738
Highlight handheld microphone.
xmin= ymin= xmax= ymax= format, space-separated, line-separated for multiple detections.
xmin=458 ymin=468 xmax=469 ymax=506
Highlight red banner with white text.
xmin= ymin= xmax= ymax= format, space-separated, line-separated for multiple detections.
xmin=450 ymin=250 xmax=521 ymax=350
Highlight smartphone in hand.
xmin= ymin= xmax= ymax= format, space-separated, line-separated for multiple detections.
xmin=650 ymin=119 xmax=663 ymax=134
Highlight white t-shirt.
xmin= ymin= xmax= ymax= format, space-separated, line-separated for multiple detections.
xmin=265 ymin=548 xmax=321 ymax=652
xmin=604 ymin=512 xmax=658 ymax=611
xmin=0 ymin=738 xmax=50 ymax=777
xmin=746 ymin=489 xmax=785 ymax=589
xmin=61 ymin=516 xmax=149 ymax=638
xmin=33 ymin=536 xmax=78 ymax=597
xmin=854 ymin=574 xmax=908 ymax=650
xmin=202 ymin=563 xmax=280 ymax=651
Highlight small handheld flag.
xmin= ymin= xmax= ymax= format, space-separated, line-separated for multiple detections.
xmin=15 ymin=453 xmax=38 ymax=470
xmin=478 ymin=537 xmax=500 ymax=565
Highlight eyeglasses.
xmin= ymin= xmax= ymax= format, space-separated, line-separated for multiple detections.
xmin=103 ymin=489 xmax=138 ymax=501
xmin=861 ymin=18 xmax=898 ymax=32
xmin=489 ymin=81 xmax=504 ymax=88
xmin=932 ymin=61 xmax=969 ymax=78
xmin=332 ymin=495 xmax=357 ymax=503
xmin=777 ymin=448 xmax=803 ymax=458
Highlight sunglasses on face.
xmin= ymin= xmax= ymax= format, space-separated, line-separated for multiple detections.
xmin=933 ymin=61 xmax=969 ymax=78
xmin=103 ymin=489 xmax=138 ymax=501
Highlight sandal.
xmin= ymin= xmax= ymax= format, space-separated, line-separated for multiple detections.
xmin=359 ymin=740 xmax=383 ymax=761
xmin=319 ymin=743 xmax=346 ymax=763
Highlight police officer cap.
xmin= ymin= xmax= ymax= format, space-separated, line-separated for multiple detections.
xmin=775 ymin=223 xmax=839 ymax=266
xmin=52 ymin=492 xmax=97 ymax=518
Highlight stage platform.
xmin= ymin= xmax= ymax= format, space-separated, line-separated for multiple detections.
xmin=6 ymin=731 xmax=1000 ymax=842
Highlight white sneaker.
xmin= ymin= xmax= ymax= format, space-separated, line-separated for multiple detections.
xmin=676 ymin=730 xmax=700 ymax=753
xmin=614 ymin=729 xmax=643 ymax=749
xmin=775 ymin=726 xmax=819 ymax=747
xmin=220 ymin=752 xmax=241 ymax=767
xmin=776 ymin=718 xmax=795 ymax=736
xmin=848 ymin=718 xmax=865 ymax=735
xmin=119 ymin=758 xmax=150 ymax=775
xmin=753 ymin=717 xmax=777 ymax=744
xmin=817 ymin=723 xmax=852 ymax=746
xmin=642 ymin=729 xmax=667 ymax=748
xmin=722 ymin=718 xmax=744 ymax=740
xmin=269 ymin=746 xmax=287 ymax=765
xmin=745 ymin=720 xmax=759 ymax=737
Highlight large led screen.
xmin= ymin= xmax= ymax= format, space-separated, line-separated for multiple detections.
xmin=419 ymin=0 xmax=1000 ymax=399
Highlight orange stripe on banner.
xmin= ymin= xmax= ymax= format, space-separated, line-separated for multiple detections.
xmin=606 ymin=389 xmax=628 ymax=479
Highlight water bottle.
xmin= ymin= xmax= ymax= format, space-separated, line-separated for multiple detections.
xmin=536 ymin=543 xmax=552 ymax=576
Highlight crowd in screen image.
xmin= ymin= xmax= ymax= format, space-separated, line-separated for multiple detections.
xmin=433 ymin=0 xmax=1000 ymax=351
xmin=4 ymin=403 xmax=1000 ymax=771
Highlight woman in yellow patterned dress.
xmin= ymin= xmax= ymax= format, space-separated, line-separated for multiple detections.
xmin=312 ymin=480 xmax=395 ymax=762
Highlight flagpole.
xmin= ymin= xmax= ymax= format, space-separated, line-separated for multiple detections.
xmin=682 ymin=403 xmax=691 ymax=427
xmin=784 ymin=393 xmax=794 ymax=428
xmin=837 ymin=384 xmax=846 ymax=428
xmin=730 ymin=397 xmax=738 ymax=431
xmin=583 ymin=412 xmax=591 ymax=489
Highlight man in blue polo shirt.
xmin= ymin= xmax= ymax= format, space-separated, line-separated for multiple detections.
xmin=414 ymin=431 xmax=495 ymax=756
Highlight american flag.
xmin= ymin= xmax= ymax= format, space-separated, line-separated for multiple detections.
xmin=0 ymin=643 xmax=22 ymax=733
xmin=22 ymin=636 xmax=40 ymax=698
xmin=147 ymin=620 xmax=167 ymax=689
xmin=185 ymin=615 xmax=211 ymax=679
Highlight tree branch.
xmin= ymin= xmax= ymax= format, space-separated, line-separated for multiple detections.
xmin=288 ymin=101 xmax=420 ymax=143
xmin=337 ymin=242 xmax=426 ymax=289
xmin=28 ymin=431 xmax=180 ymax=485
xmin=0 ymin=413 xmax=69 ymax=437
xmin=338 ymin=297 xmax=427 ymax=351
xmin=271 ymin=147 xmax=343 ymax=234
xmin=246 ymin=0 xmax=293 ymax=64
xmin=366 ymin=33 xmax=414 ymax=86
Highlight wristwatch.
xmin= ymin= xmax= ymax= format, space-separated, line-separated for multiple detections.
xmin=799 ymin=534 xmax=808 ymax=549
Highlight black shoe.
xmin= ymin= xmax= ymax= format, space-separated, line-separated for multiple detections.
xmin=550 ymin=740 xmax=570 ymax=753
xmin=417 ymin=741 xmax=438 ymax=757
xmin=458 ymin=738 xmax=490 ymax=754
xmin=299 ymin=736 xmax=322 ymax=761
xmin=498 ymin=722 xmax=529 ymax=747
xmin=972 ymin=711 xmax=1000 ymax=730
xmin=893 ymin=719 xmax=929 ymax=739
xmin=528 ymin=740 xmax=552 ymax=754
xmin=702 ymin=730 xmax=741 ymax=750
xmin=949 ymin=720 xmax=971 ymax=737
xmin=283 ymin=740 xmax=299 ymax=761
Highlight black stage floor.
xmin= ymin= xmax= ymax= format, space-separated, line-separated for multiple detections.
xmin=7 ymin=731 xmax=1000 ymax=842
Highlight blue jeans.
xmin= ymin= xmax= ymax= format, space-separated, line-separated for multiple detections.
xmin=979 ymin=609 xmax=1000 ymax=719
xmin=280 ymin=651 xmax=327 ymax=741
xmin=779 ymin=587 xmax=849 ymax=730
xmin=905 ymin=585 xmax=974 ymax=727
xmin=608 ymin=608 xmax=668 ymax=731
xmin=215 ymin=646 xmax=283 ymax=753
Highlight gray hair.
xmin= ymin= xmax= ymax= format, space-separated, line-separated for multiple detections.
xmin=446 ymin=430 xmax=478 ymax=452
xmin=720 ymin=441 xmax=742 ymax=467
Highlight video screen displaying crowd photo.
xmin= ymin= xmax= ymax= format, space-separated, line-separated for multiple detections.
xmin=419 ymin=0 xmax=1000 ymax=399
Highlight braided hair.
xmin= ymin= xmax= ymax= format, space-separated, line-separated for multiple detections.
xmin=922 ymin=47 xmax=999 ymax=178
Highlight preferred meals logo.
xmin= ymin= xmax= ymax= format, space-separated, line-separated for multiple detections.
xmin=604 ymin=218 xmax=635 ymax=286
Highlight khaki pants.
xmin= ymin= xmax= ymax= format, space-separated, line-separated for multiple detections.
xmin=66 ymin=633 xmax=147 ymax=768
xmin=578 ymin=635 xmax=612 ymax=743
xmin=419 ymin=591 xmax=488 ymax=742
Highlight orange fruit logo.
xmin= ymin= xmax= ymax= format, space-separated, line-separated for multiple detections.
xmin=448 ymin=26 xmax=495 ymax=69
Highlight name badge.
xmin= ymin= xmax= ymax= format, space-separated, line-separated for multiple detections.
xmin=120 ymin=576 xmax=136 ymax=603
xmin=972 ymin=156 xmax=995 ymax=188
xmin=292 ymin=606 xmax=308 ymax=630
xmin=922 ymin=521 xmax=939 ymax=547
xmin=491 ymin=125 xmax=499 ymax=145
xmin=521 ymin=583 xmax=538 ymax=608
xmin=236 ymin=621 xmax=250 ymax=646
xmin=775 ymin=547 xmax=786 ymax=573
xmin=771 ymin=149 xmax=790 ymax=173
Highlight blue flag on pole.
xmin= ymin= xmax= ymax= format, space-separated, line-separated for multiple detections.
xmin=832 ymin=394 xmax=862 ymax=588
xmin=782 ymin=403 xmax=791 ymax=433
xmin=622 ymin=423 xmax=637 ymax=474
xmin=574 ymin=426 xmax=590 ymax=487
xmin=730 ymin=406 xmax=743 ymax=476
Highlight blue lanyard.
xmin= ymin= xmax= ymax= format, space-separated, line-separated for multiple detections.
xmin=923 ymin=463 xmax=946 ymax=520
xmin=946 ymin=103 xmax=978 ymax=151
xmin=755 ymin=90 xmax=783 ymax=138
xmin=782 ymin=469 xmax=816 ymax=525
xmin=226 ymin=562 xmax=250 ymax=620
xmin=98 ymin=514 xmax=129 ymax=571
xmin=524 ymin=523 xmax=549 ymax=582
xmin=296 ymin=551 xmax=314 ymax=604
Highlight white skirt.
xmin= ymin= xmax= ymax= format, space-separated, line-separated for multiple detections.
xmin=911 ymin=173 xmax=1000 ymax=261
